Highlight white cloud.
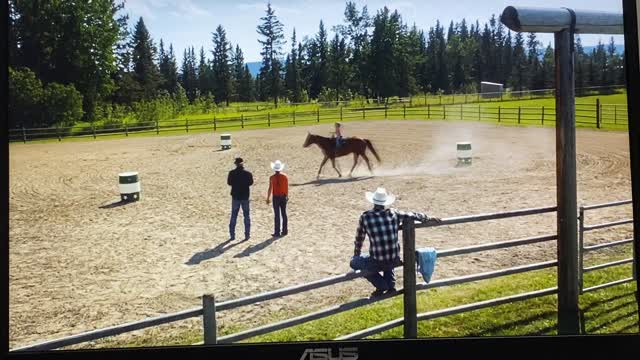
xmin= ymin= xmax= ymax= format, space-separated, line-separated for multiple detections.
xmin=236 ymin=2 xmax=301 ymax=15
xmin=126 ymin=0 xmax=211 ymax=19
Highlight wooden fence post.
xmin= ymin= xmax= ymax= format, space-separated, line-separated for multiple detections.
xmin=57 ymin=125 xmax=62 ymax=141
xmin=92 ymin=123 xmax=96 ymax=139
xmin=542 ymin=106 xmax=545 ymax=125
xmin=498 ymin=106 xmax=501 ymax=123
xmin=22 ymin=126 xmax=27 ymax=143
xmin=213 ymin=115 xmax=217 ymax=131
xmin=203 ymin=295 xmax=217 ymax=345
xmin=293 ymin=111 xmax=296 ymax=125
xmin=443 ymin=105 xmax=446 ymax=119
xmin=125 ymin=122 xmax=129 ymax=137
xmin=341 ymin=107 xmax=344 ymax=122
xmin=596 ymin=99 xmax=601 ymax=129
xmin=403 ymin=104 xmax=406 ymax=119
xmin=427 ymin=104 xmax=430 ymax=119
xmin=518 ymin=106 xmax=521 ymax=124
xmin=362 ymin=107 xmax=365 ymax=119
xmin=402 ymin=219 xmax=417 ymax=339
xmin=186 ymin=119 xmax=189 ymax=133
xmin=478 ymin=105 xmax=481 ymax=121
xmin=268 ymin=113 xmax=271 ymax=127
xmin=614 ymin=105 xmax=617 ymax=125
xmin=156 ymin=120 xmax=159 ymax=134
xmin=460 ymin=104 xmax=463 ymax=120
xmin=317 ymin=108 xmax=320 ymax=123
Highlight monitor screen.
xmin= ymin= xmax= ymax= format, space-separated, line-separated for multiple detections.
xmin=6 ymin=0 xmax=639 ymax=358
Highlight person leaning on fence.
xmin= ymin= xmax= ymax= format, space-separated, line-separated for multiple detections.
xmin=266 ymin=160 xmax=289 ymax=237
xmin=227 ymin=157 xmax=254 ymax=241
xmin=350 ymin=187 xmax=441 ymax=298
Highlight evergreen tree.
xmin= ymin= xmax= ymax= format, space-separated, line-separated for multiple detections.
xmin=309 ymin=21 xmax=330 ymax=99
xmin=329 ymin=33 xmax=351 ymax=101
xmin=284 ymin=29 xmax=303 ymax=102
xmin=212 ymin=25 xmax=232 ymax=105
xmin=526 ymin=32 xmax=541 ymax=89
xmin=232 ymin=45 xmax=247 ymax=102
xmin=257 ymin=2 xmax=286 ymax=106
xmin=510 ymin=32 xmax=526 ymax=91
xmin=130 ymin=17 xmax=161 ymax=100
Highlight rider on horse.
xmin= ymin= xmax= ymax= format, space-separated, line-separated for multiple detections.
xmin=334 ymin=122 xmax=345 ymax=151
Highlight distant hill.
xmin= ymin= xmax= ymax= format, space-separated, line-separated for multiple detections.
xmin=246 ymin=62 xmax=261 ymax=77
xmin=583 ymin=44 xmax=625 ymax=54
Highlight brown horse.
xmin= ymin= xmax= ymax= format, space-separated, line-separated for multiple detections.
xmin=303 ymin=133 xmax=381 ymax=178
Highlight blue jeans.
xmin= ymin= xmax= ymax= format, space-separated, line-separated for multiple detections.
xmin=272 ymin=195 xmax=288 ymax=235
xmin=350 ymin=255 xmax=400 ymax=291
xmin=229 ymin=199 xmax=250 ymax=238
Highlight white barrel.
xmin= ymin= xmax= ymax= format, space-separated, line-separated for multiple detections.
xmin=119 ymin=171 xmax=141 ymax=195
xmin=457 ymin=142 xmax=473 ymax=162
xmin=220 ymin=134 xmax=232 ymax=148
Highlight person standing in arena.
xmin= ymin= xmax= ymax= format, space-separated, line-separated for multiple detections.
xmin=227 ymin=157 xmax=254 ymax=241
xmin=266 ymin=160 xmax=289 ymax=237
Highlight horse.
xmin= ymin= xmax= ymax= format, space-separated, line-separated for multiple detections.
xmin=303 ymin=132 xmax=382 ymax=178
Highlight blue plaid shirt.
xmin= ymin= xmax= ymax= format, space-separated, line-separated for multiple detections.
xmin=354 ymin=208 xmax=428 ymax=261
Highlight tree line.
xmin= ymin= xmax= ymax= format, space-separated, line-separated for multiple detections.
xmin=8 ymin=0 xmax=625 ymax=129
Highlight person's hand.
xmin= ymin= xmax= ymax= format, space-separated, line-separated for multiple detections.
xmin=354 ymin=249 xmax=361 ymax=257
xmin=266 ymin=198 xmax=270 ymax=205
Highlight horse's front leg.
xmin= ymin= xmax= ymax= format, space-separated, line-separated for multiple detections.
xmin=317 ymin=156 xmax=329 ymax=179
xmin=349 ymin=153 xmax=359 ymax=177
xmin=330 ymin=158 xmax=342 ymax=178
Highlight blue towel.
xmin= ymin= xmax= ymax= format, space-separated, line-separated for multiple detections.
xmin=416 ymin=247 xmax=437 ymax=283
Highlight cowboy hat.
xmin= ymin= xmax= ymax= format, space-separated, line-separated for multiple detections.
xmin=234 ymin=157 xmax=244 ymax=165
xmin=270 ymin=160 xmax=285 ymax=172
xmin=365 ymin=187 xmax=396 ymax=206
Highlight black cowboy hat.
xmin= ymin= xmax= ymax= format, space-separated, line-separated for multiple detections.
xmin=234 ymin=157 xmax=244 ymax=165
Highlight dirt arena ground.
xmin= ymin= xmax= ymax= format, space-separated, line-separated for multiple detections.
xmin=9 ymin=120 xmax=634 ymax=348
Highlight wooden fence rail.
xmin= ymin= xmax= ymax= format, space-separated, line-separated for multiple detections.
xmin=10 ymin=199 xmax=634 ymax=352
xmin=8 ymin=98 xmax=629 ymax=143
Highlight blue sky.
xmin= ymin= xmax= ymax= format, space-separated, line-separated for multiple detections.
xmin=121 ymin=0 xmax=625 ymax=63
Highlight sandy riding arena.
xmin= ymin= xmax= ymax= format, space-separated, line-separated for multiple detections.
xmin=9 ymin=120 xmax=633 ymax=348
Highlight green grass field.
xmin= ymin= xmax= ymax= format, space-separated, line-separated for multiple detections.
xmin=88 ymin=250 xmax=637 ymax=349
xmin=10 ymin=92 xmax=629 ymax=145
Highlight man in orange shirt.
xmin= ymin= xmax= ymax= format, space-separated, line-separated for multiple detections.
xmin=266 ymin=160 xmax=289 ymax=237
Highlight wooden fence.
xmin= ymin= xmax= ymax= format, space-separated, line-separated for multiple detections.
xmin=10 ymin=199 xmax=635 ymax=352
xmin=8 ymin=99 xmax=629 ymax=143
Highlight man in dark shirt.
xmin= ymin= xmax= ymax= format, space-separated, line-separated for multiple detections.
xmin=227 ymin=157 xmax=254 ymax=240
xmin=351 ymin=187 xmax=441 ymax=297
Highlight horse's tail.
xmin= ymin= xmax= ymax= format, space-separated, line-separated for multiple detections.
xmin=364 ymin=139 xmax=381 ymax=163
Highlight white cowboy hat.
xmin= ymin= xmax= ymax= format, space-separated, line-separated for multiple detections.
xmin=270 ymin=160 xmax=285 ymax=172
xmin=365 ymin=187 xmax=396 ymax=206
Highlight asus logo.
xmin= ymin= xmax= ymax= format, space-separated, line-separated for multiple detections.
xmin=299 ymin=347 xmax=359 ymax=360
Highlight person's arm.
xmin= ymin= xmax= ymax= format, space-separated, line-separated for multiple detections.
xmin=227 ymin=171 xmax=233 ymax=186
xmin=393 ymin=209 xmax=441 ymax=224
xmin=284 ymin=175 xmax=289 ymax=196
xmin=354 ymin=215 xmax=366 ymax=257
xmin=266 ymin=176 xmax=273 ymax=204
xmin=248 ymin=171 xmax=254 ymax=186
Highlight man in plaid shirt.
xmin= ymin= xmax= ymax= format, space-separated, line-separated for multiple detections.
xmin=351 ymin=187 xmax=441 ymax=297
